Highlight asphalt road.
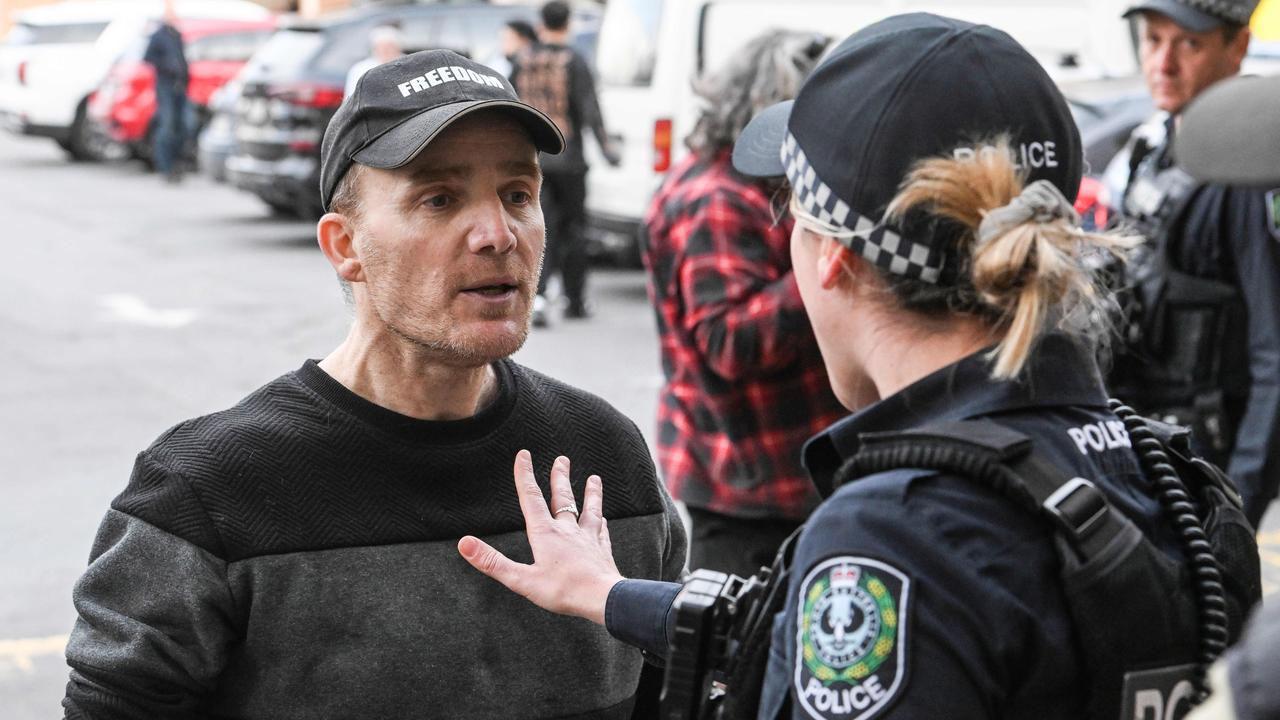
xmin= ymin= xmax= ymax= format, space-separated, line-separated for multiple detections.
xmin=0 ymin=131 xmax=1276 ymax=717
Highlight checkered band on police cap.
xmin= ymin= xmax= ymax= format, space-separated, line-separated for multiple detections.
xmin=1184 ymin=0 xmax=1260 ymax=24
xmin=782 ymin=132 xmax=944 ymax=284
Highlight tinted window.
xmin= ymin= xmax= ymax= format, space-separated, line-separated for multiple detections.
xmin=187 ymin=30 xmax=274 ymax=63
xmin=313 ymin=21 xmax=376 ymax=77
xmin=6 ymin=21 xmax=108 ymax=45
xmin=244 ymin=29 xmax=324 ymax=79
xmin=596 ymin=0 xmax=660 ymax=86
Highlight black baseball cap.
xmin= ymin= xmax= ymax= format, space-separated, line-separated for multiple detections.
xmin=1122 ymin=0 xmax=1258 ymax=32
xmin=319 ymin=49 xmax=564 ymax=211
xmin=732 ymin=13 xmax=1081 ymax=285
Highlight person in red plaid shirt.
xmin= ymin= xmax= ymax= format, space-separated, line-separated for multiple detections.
xmin=640 ymin=31 xmax=844 ymax=578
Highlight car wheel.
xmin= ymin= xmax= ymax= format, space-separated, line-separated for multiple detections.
xmin=63 ymin=101 xmax=97 ymax=162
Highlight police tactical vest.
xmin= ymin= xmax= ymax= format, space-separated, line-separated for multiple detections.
xmin=1113 ymin=134 xmax=1249 ymax=462
xmin=824 ymin=407 xmax=1260 ymax=720
xmin=706 ymin=406 xmax=1260 ymax=720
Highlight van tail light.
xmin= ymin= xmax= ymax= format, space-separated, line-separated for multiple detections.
xmin=271 ymin=82 xmax=344 ymax=109
xmin=17 ymin=61 xmax=27 ymax=86
xmin=653 ymin=118 xmax=672 ymax=172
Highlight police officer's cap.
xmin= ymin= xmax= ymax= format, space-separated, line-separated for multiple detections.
xmin=319 ymin=49 xmax=564 ymax=212
xmin=1121 ymin=0 xmax=1259 ymax=32
xmin=1175 ymin=75 xmax=1280 ymax=185
xmin=732 ymin=13 xmax=1081 ymax=286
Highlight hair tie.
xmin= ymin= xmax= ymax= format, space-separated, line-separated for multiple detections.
xmin=976 ymin=179 xmax=1079 ymax=245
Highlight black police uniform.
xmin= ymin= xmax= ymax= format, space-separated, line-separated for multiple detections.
xmin=1112 ymin=116 xmax=1280 ymax=527
xmin=606 ymin=334 xmax=1184 ymax=719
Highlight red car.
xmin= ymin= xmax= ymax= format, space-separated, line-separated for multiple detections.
xmin=89 ymin=17 xmax=275 ymax=160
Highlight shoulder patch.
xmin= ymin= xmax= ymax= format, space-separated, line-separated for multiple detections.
xmin=794 ymin=556 xmax=910 ymax=720
xmin=1266 ymin=190 xmax=1280 ymax=242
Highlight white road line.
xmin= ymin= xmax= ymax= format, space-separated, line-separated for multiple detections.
xmin=98 ymin=294 xmax=197 ymax=329
xmin=0 ymin=634 xmax=68 ymax=674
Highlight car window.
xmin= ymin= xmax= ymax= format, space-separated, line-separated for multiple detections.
xmin=5 ymin=21 xmax=109 ymax=45
xmin=596 ymin=0 xmax=660 ymax=86
xmin=246 ymin=29 xmax=325 ymax=78
xmin=313 ymin=21 xmax=376 ymax=76
xmin=187 ymin=30 xmax=274 ymax=63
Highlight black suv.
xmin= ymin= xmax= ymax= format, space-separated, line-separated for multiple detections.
xmin=227 ymin=2 xmax=534 ymax=218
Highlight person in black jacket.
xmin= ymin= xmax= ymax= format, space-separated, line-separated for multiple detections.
xmin=511 ymin=0 xmax=620 ymax=324
xmin=142 ymin=0 xmax=189 ymax=183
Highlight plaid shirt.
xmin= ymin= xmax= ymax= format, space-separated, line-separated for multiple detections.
xmin=642 ymin=150 xmax=846 ymax=521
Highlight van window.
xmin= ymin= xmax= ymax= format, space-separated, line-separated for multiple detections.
xmin=6 ymin=21 xmax=109 ymax=46
xmin=597 ymin=0 xmax=660 ymax=86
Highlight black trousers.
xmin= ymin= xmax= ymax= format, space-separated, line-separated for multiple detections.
xmin=538 ymin=170 xmax=588 ymax=306
xmin=686 ymin=507 xmax=804 ymax=579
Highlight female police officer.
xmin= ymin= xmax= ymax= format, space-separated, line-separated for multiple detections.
xmin=458 ymin=13 xmax=1255 ymax=720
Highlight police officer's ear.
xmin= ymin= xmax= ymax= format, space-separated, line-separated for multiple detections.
xmin=815 ymin=237 xmax=866 ymax=292
xmin=317 ymin=212 xmax=366 ymax=284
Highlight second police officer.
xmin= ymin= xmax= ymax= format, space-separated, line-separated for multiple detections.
xmin=457 ymin=14 xmax=1260 ymax=720
xmin=1105 ymin=0 xmax=1280 ymax=528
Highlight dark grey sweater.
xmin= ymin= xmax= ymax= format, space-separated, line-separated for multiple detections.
xmin=63 ymin=359 xmax=687 ymax=719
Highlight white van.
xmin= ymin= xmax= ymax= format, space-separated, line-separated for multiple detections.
xmin=0 ymin=0 xmax=270 ymax=160
xmin=585 ymin=0 xmax=1138 ymax=262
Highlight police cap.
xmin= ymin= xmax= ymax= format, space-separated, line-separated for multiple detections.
xmin=731 ymin=13 xmax=1080 ymax=286
xmin=1122 ymin=0 xmax=1260 ymax=32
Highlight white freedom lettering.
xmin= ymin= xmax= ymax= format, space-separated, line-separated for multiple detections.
xmin=397 ymin=65 xmax=505 ymax=97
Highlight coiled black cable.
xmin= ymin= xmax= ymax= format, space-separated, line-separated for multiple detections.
xmin=1109 ymin=399 xmax=1229 ymax=702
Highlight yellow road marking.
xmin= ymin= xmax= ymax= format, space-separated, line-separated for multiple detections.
xmin=0 ymin=634 xmax=68 ymax=673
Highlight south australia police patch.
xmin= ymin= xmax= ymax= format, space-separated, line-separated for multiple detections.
xmin=794 ymin=556 xmax=910 ymax=720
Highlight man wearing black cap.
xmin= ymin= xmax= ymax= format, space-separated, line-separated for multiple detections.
xmin=61 ymin=49 xmax=685 ymax=719
xmin=1106 ymin=0 xmax=1280 ymax=528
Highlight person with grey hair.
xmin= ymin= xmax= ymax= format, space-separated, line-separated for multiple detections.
xmin=343 ymin=25 xmax=404 ymax=97
xmin=639 ymin=30 xmax=842 ymax=578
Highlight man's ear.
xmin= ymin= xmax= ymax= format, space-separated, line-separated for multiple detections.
xmin=1227 ymin=26 xmax=1251 ymax=69
xmin=317 ymin=213 xmax=364 ymax=283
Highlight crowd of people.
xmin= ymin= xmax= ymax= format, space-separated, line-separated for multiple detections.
xmin=59 ymin=0 xmax=1277 ymax=719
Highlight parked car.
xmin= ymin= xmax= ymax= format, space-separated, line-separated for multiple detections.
xmin=227 ymin=2 xmax=537 ymax=219
xmin=0 ymin=0 xmax=271 ymax=161
xmin=583 ymin=0 xmax=1142 ymax=265
xmin=198 ymin=78 xmax=242 ymax=183
xmin=88 ymin=16 xmax=275 ymax=164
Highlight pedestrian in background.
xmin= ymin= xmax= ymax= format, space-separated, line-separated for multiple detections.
xmin=143 ymin=0 xmax=189 ymax=183
xmin=512 ymin=0 xmax=620 ymax=326
xmin=641 ymin=30 xmax=843 ymax=578
xmin=344 ymin=25 xmax=404 ymax=97
xmin=489 ymin=19 xmax=537 ymax=79
xmin=1104 ymin=0 xmax=1280 ymax=527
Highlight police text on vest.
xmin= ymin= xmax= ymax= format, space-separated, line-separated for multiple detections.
xmin=1067 ymin=421 xmax=1131 ymax=456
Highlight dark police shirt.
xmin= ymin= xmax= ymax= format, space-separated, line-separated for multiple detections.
xmin=605 ymin=334 xmax=1181 ymax=719
xmin=1118 ymin=120 xmax=1280 ymax=526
